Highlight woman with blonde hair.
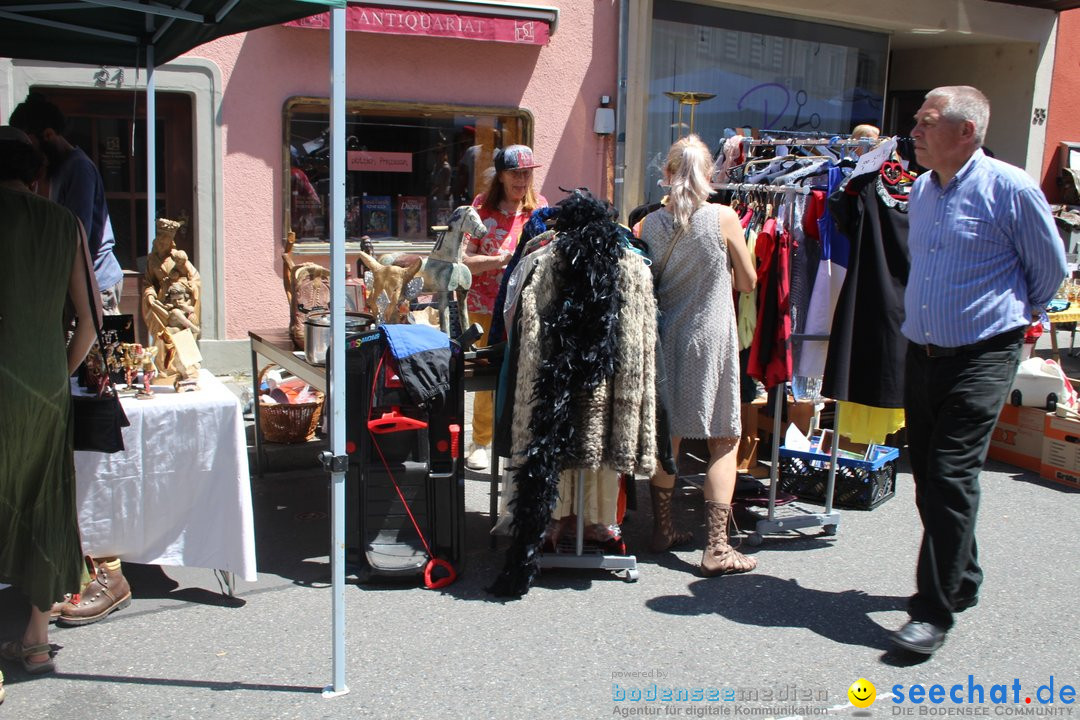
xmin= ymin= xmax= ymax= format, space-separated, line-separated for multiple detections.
xmin=640 ymin=134 xmax=758 ymax=575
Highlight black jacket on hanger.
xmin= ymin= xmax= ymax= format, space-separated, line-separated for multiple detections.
xmin=821 ymin=168 xmax=911 ymax=408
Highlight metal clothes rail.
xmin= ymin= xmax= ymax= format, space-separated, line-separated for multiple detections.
xmin=713 ymin=182 xmax=812 ymax=195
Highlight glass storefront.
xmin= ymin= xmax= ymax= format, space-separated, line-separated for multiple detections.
xmin=643 ymin=1 xmax=888 ymax=204
xmin=284 ymin=98 xmax=532 ymax=243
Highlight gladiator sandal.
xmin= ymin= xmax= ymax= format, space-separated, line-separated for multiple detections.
xmin=700 ymin=500 xmax=757 ymax=577
xmin=649 ymin=484 xmax=694 ymax=553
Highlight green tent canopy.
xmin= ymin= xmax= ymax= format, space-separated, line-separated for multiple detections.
xmin=0 ymin=0 xmax=343 ymax=67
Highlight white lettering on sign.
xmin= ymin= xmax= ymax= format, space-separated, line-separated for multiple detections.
xmin=347 ymin=151 xmax=413 ymax=173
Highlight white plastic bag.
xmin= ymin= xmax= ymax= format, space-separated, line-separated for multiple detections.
xmin=1009 ymin=357 xmax=1078 ymax=410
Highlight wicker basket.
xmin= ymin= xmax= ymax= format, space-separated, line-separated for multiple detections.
xmin=257 ymin=364 xmax=324 ymax=443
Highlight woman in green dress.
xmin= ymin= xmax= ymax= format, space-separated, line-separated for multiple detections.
xmin=0 ymin=126 xmax=96 ymax=680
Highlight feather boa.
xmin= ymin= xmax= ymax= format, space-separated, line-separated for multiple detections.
xmin=488 ymin=192 xmax=625 ymax=597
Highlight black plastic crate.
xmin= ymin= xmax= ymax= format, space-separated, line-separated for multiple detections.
xmin=778 ymin=445 xmax=898 ymax=510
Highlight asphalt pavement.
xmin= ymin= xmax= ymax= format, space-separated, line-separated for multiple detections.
xmin=1 ymin=334 xmax=1078 ymax=719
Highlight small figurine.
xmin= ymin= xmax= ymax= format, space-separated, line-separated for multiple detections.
xmin=118 ymin=342 xmax=141 ymax=394
xmin=136 ymin=346 xmax=159 ymax=399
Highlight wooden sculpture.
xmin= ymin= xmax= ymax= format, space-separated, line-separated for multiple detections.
xmin=358 ymin=250 xmax=423 ymax=324
xmin=282 ymin=231 xmax=331 ymax=349
xmin=142 ymin=218 xmax=203 ymax=384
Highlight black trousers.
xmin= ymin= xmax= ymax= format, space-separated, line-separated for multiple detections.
xmin=903 ymin=333 xmax=1022 ymax=629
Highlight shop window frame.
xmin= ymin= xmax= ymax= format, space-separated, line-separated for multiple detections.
xmin=282 ymin=96 xmax=534 ymax=246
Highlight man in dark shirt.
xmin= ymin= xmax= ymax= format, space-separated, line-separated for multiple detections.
xmin=11 ymin=93 xmax=124 ymax=312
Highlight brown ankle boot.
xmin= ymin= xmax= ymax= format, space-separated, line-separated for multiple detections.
xmin=700 ymin=500 xmax=757 ymax=577
xmin=649 ymin=484 xmax=694 ymax=553
xmin=57 ymin=558 xmax=131 ymax=627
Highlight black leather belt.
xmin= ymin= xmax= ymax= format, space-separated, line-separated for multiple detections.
xmin=915 ymin=328 xmax=1025 ymax=358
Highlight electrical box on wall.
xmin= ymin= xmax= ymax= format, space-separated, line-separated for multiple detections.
xmin=594 ymin=108 xmax=615 ymax=135
xmin=1059 ymin=141 xmax=1080 ymax=171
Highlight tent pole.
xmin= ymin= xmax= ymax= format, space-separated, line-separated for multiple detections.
xmin=145 ymin=35 xmax=156 ymax=253
xmin=323 ymin=3 xmax=350 ymax=699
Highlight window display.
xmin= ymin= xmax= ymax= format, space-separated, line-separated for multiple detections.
xmin=644 ymin=1 xmax=888 ymax=205
xmin=284 ymin=98 xmax=532 ymax=243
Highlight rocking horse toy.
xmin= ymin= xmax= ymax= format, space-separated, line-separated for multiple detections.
xmin=367 ymin=205 xmax=486 ymax=333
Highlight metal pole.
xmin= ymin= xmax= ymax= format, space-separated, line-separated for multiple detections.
xmin=323 ymin=3 xmax=349 ymax=699
xmin=767 ymin=386 xmax=783 ymax=521
xmin=145 ymin=29 xmax=156 ymax=254
xmin=824 ymin=402 xmax=839 ymax=515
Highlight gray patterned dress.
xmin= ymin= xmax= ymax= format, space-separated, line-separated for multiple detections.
xmin=642 ymin=203 xmax=742 ymax=440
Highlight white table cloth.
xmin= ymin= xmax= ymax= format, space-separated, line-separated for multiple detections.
xmin=74 ymin=369 xmax=257 ymax=582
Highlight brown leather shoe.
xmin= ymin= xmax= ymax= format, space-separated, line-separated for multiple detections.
xmin=57 ymin=561 xmax=131 ymax=627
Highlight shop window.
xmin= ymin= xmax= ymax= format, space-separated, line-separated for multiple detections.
xmin=284 ymin=97 xmax=532 ymax=243
xmin=645 ymin=1 xmax=888 ymax=204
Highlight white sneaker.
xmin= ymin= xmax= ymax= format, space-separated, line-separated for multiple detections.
xmin=466 ymin=444 xmax=490 ymax=471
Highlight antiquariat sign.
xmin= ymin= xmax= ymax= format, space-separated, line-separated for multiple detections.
xmin=285 ymin=5 xmax=551 ymax=45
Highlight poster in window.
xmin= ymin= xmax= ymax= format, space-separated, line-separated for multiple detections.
xmin=361 ymin=195 xmax=392 ymax=238
xmin=397 ymin=196 xmax=427 ymax=239
xmin=346 ymin=197 xmax=363 ymax=237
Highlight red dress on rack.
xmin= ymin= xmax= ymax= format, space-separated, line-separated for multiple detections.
xmin=747 ymin=216 xmax=792 ymax=389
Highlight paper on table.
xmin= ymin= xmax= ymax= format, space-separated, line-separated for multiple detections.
xmin=784 ymin=422 xmax=812 ymax=452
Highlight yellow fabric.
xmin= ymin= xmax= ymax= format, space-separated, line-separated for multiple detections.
xmin=471 ymin=312 xmax=494 ymax=446
xmin=552 ymin=467 xmax=620 ymax=526
xmin=737 ymin=227 xmax=758 ymax=350
xmin=836 ymin=401 xmax=906 ymax=445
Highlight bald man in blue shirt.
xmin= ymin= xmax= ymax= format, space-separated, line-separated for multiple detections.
xmin=894 ymin=86 xmax=1066 ymax=656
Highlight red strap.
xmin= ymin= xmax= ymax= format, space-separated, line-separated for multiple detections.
xmin=423 ymin=557 xmax=457 ymax=590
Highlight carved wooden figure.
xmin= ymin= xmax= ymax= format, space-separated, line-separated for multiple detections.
xmin=141 ymin=218 xmax=203 ymax=380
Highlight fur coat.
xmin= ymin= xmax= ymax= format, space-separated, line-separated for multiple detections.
xmin=510 ymin=249 xmax=657 ymax=475
xmin=488 ymin=191 xmax=657 ymax=597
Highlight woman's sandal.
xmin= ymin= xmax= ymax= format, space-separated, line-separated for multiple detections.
xmin=0 ymin=639 xmax=56 ymax=675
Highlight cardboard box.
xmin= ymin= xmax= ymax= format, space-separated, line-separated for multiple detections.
xmin=1040 ymin=413 xmax=1080 ymax=489
xmin=757 ymin=399 xmax=823 ymax=443
xmin=989 ymin=405 xmax=1048 ymax=472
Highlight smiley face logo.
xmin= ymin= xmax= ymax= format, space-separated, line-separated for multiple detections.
xmin=848 ymin=678 xmax=876 ymax=709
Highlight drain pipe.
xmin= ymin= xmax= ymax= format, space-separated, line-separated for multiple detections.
xmin=615 ymin=0 xmax=629 ymax=220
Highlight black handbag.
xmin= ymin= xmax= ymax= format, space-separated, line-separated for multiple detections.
xmin=71 ymin=230 xmax=129 ymax=454
xmin=72 ymin=390 xmax=129 ymax=453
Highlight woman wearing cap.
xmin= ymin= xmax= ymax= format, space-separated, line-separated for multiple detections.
xmin=0 ymin=126 xmax=96 ymax=682
xmin=463 ymin=144 xmax=548 ymax=471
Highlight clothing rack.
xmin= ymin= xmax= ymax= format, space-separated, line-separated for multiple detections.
xmin=713 ymin=182 xmax=812 ymax=195
xmin=740 ymin=134 xmax=875 ymax=160
xmin=536 ymin=470 xmax=639 ymax=582
xmin=717 ymin=183 xmax=842 ymax=544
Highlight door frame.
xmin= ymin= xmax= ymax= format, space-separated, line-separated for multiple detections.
xmin=3 ymin=58 xmax=225 ymax=342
